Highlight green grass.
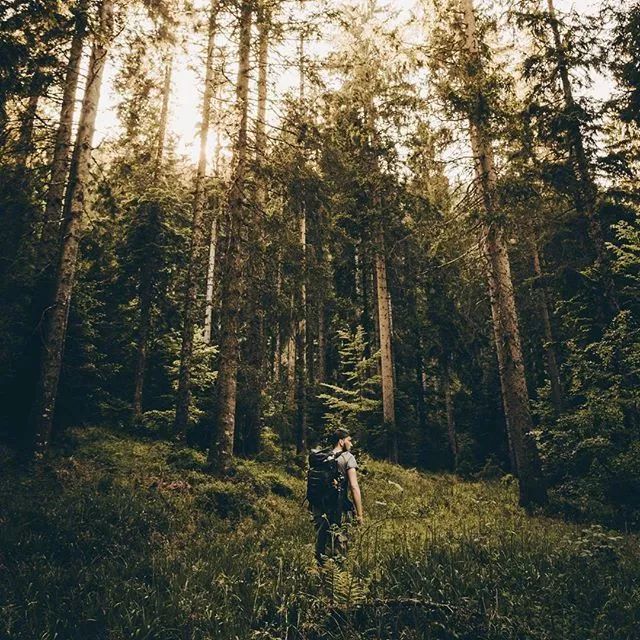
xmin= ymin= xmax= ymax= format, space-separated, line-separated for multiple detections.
xmin=1 ymin=426 xmax=639 ymax=639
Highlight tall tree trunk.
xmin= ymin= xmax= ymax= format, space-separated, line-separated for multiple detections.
xmin=462 ymin=0 xmax=547 ymax=507
xmin=287 ymin=308 xmax=296 ymax=409
xmin=442 ymin=354 xmax=458 ymax=468
xmin=415 ymin=345 xmax=427 ymax=433
xmin=532 ymin=242 xmax=564 ymax=412
xmin=488 ymin=296 xmax=518 ymax=474
xmin=273 ymin=256 xmax=282 ymax=381
xmin=316 ymin=210 xmax=327 ymax=385
xmin=242 ymin=2 xmax=270 ymax=455
xmin=203 ymin=86 xmax=225 ymax=345
xmin=174 ymin=0 xmax=220 ymax=434
xmin=154 ymin=56 xmax=173 ymax=170
xmin=40 ymin=0 xmax=87 ymax=264
xmin=30 ymin=0 xmax=114 ymax=456
xmin=294 ymin=207 xmax=307 ymax=453
xmin=317 ymin=303 xmax=326 ymax=385
xmin=374 ymin=230 xmax=397 ymax=463
xmin=208 ymin=0 xmax=252 ymax=471
xmin=203 ymin=216 xmax=218 ymax=345
xmin=292 ymin=14 xmax=308 ymax=453
xmin=132 ymin=54 xmax=174 ymax=421
xmin=16 ymin=83 xmax=40 ymax=169
xmin=132 ymin=269 xmax=153 ymax=419
xmin=545 ymin=0 xmax=618 ymax=313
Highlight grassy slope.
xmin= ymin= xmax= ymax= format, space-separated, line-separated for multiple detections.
xmin=0 ymin=427 xmax=639 ymax=640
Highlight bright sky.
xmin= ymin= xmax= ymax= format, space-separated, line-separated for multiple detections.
xmin=92 ymin=0 xmax=611 ymax=170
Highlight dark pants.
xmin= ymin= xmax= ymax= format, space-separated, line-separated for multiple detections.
xmin=312 ymin=506 xmax=351 ymax=564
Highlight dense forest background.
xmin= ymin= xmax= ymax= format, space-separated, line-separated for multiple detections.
xmin=2 ymin=0 xmax=640 ymax=527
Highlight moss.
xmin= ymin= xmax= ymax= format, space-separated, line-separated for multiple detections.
xmin=166 ymin=447 xmax=207 ymax=471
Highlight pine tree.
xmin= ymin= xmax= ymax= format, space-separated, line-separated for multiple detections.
xmin=174 ymin=0 xmax=221 ymax=434
xmin=31 ymin=0 xmax=115 ymax=455
xmin=209 ymin=0 xmax=253 ymax=471
xmin=459 ymin=0 xmax=547 ymax=507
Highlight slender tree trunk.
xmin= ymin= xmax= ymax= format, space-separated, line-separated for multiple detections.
xmin=294 ymin=207 xmax=307 ymax=453
xmin=154 ymin=56 xmax=173 ymax=171
xmin=532 ymin=242 xmax=564 ymax=412
xmin=442 ymin=354 xmax=458 ymax=468
xmin=203 ymin=216 xmax=218 ymax=345
xmin=545 ymin=0 xmax=618 ymax=313
xmin=317 ymin=304 xmax=326 ymax=385
xmin=374 ymin=230 xmax=397 ymax=463
xmin=242 ymin=3 xmax=271 ymax=455
xmin=462 ymin=0 xmax=547 ymax=507
xmin=415 ymin=346 xmax=427 ymax=433
xmin=273 ymin=257 xmax=282 ymax=381
xmin=361 ymin=252 xmax=374 ymax=361
xmin=132 ymin=270 xmax=153 ymax=419
xmin=287 ymin=310 xmax=296 ymax=408
xmin=488 ymin=296 xmax=518 ymax=474
xmin=203 ymin=87 xmax=225 ymax=345
xmin=315 ymin=208 xmax=327 ymax=385
xmin=131 ymin=54 xmax=174 ymax=420
xmin=16 ymin=84 xmax=40 ymax=168
xmin=255 ymin=6 xmax=269 ymax=155
xmin=174 ymin=0 xmax=220 ymax=434
xmin=30 ymin=0 xmax=114 ymax=455
xmin=209 ymin=0 xmax=252 ymax=470
xmin=40 ymin=0 xmax=87 ymax=263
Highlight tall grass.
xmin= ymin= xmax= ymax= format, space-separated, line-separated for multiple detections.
xmin=0 ymin=427 xmax=638 ymax=639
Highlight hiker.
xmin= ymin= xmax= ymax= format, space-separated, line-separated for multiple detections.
xmin=306 ymin=428 xmax=364 ymax=564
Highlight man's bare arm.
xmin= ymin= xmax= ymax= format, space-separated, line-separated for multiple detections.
xmin=347 ymin=467 xmax=363 ymax=523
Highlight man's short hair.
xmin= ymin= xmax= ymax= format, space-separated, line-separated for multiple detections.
xmin=330 ymin=428 xmax=350 ymax=445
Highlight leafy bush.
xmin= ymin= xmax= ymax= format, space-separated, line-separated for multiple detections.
xmin=318 ymin=325 xmax=382 ymax=448
xmin=538 ymin=311 xmax=640 ymax=528
xmin=134 ymin=408 xmax=174 ymax=437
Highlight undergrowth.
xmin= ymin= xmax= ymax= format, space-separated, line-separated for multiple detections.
xmin=0 ymin=426 xmax=638 ymax=639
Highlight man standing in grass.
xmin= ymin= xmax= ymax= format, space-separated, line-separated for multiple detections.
xmin=308 ymin=428 xmax=364 ymax=565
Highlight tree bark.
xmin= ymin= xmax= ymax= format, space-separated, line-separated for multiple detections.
xmin=374 ymin=231 xmax=397 ymax=463
xmin=16 ymin=81 xmax=40 ymax=169
xmin=317 ymin=302 xmax=327 ymax=385
xmin=30 ymin=0 xmax=114 ymax=456
xmin=415 ymin=345 xmax=427 ymax=433
xmin=132 ymin=265 xmax=153 ymax=419
xmin=203 ymin=216 xmax=218 ymax=345
xmin=273 ymin=257 xmax=282 ymax=381
xmin=532 ymin=242 xmax=564 ymax=412
xmin=154 ymin=56 xmax=173 ymax=171
xmin=294 ymin=207 xmax=307 ymax=453
xmin=462 ymin=0 xmax=547 ymax=507
xmin=242 ymin=2 xmax=270 ymax=455
xmin=208 ymin=0 xmax=252 ymax=471
xmin=442 ymin=354 xmax=458 ymax=468
xmin=40 ymin=0 xmax=87 ymax=265
xmin=174 ymin=0 xmax=220 ymax=434
xmin=545 ymin=0 xmax=618 ymax=314
xmin=132 ymin=54 xmax=174 ymax=420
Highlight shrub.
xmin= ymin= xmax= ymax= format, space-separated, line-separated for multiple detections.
xmin=133 ymin=409 xmax=174 ymax=438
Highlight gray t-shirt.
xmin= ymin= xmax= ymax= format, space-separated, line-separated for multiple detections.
xmin=336 ymin=451 xmax=357 ymax=479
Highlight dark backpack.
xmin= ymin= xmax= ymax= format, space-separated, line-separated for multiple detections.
xmin=306 ymin=448 xmax=344 ymax=513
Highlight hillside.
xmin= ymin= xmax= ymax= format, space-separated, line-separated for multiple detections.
xmin=1 ymin=427 xmax=638 ymax=640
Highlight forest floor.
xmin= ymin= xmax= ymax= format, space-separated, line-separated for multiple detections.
xmin=1 ymin=427 xmax=639 ymax=640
